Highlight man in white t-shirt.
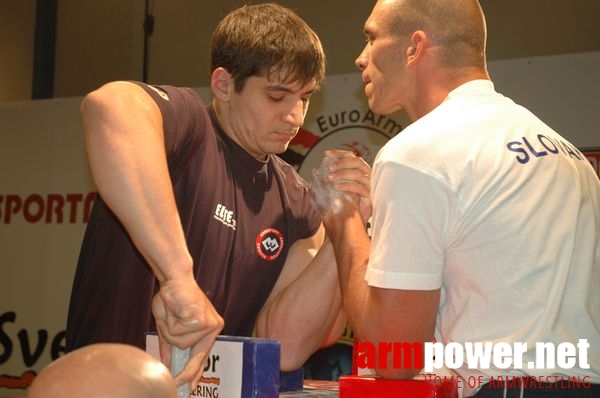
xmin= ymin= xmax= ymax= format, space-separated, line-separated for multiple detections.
xmin=319 ymin=0 xmax=600 ymax=397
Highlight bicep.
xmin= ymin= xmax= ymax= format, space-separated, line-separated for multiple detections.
xmin=81 ymin=82 xmax=167 ymax=193
xmin=264 ymin=224 xmax=325 ymax=306
xmin=81 ymin=82 xmax=163 ymax=146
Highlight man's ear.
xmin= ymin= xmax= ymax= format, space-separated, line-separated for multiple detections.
xmin=211 ymin=67 xmax=233 ymax=101
xmin=407 ymin=30 xmax=426 ymax=66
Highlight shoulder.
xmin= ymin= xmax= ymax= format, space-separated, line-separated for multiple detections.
xmin=130 ymin=82 xmax=206 ymax=114
xmin=130 ymin=82 xmax=213 ymax=155
xmin=270 ymin=155 xmax=310 ymax=189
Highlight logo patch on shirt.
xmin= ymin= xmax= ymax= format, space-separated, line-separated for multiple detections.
xmin=256 ymin=228 xmax=284 ymax=261
xmin=214 ymin=203 xmax=236 ymax=230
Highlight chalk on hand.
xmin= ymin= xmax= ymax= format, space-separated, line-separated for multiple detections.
xmin=309 ymin=156 xmax=353 ymax=215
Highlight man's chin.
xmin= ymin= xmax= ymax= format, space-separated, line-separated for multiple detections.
xmin=264 ymin=142 xmax=290 ymax=156
xmin=368 ymin=101 xmax=386 ymax=116
xmin=277 ymin=143 xmax=290 ymax=155
xmin=368 ymin=100 xmax=400 ymax=117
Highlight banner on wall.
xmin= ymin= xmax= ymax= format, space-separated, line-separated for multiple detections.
xmin=1 ymin=52 xmax=600 ymax=396
xmin=0 ymin=97 xmax=95 ymax=394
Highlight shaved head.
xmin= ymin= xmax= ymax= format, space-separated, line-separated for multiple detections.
xmin=377 ymin=0 xmax=487 ymax=69
xmin=27 ymin=344 xmax=177 ymax=398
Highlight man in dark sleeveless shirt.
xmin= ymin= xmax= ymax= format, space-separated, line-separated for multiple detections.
xmin=65 ymin=3 xmax=351 ymax=387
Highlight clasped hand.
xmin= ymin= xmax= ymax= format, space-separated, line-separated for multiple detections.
xmin=311 ymin=149 xmax=372 ymax=225
xmin=152 ymin=276 xmax=224 ymax=388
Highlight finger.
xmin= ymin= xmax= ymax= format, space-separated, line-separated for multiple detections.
xmin=330 ymin=157 xmax=370 ymax=174
xmin=158 ymin=334 xmax=172 ymax=369
xmin=152 ymin=291 xmax=168 ymax=321
xmin=328 ymin=168 xmax=370 ymax=185
xmin=328 ymin=168 xmax=370 ymax=190
xmin=188 ymin=321 xmax=222 ymax=387
xmin=323 ymin=149 xmax=356 ymax=159
xmin=173 ymin=334 xmax=216 ymax=385
xmin=152 ymin=294 xmax=173 ymax=368
xmin=166 ymin=310 xmax=223 ymax=349
xmin=333 ymin=181 xmax=370 ymax=198
xmin=167 ymin=312 xmax=203 ymax=339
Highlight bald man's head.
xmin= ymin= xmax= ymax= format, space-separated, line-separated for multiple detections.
xmin=28 ymin=344 xmax=177 ymax=398
xmin=378 ymin=0 xmax=487 ymax=69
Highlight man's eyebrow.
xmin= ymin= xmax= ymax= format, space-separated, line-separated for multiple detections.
xmin=266 ymin=84 xmax=316 ymax=96
xmin=266 ymin=84 xmax=295 ymax=93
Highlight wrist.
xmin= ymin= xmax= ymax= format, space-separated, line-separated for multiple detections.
xmin=323 ymin=207 xmax=364 ymax=241
xmin=156 ymin=252 xmax=194 ymax=283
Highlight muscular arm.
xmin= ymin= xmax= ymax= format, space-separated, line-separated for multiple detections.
xmin=82 ymin=82 xmax=188 ymax=281
xmin=322 ymin=154 xmax=440 ymax=379
xmin=254 ymin=224 xmax=346 ymax=371
xmin=81 ymin=81 xmax=223 ymax=385
xmin=324 ymin=199 xmax=439 ymax=378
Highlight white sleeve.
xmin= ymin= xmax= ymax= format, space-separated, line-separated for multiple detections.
xmin=365 ymin=160 xmax=450 ymax=290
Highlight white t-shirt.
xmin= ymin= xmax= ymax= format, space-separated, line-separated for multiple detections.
xmin=365 ymin=80 xmax=600 ymax=396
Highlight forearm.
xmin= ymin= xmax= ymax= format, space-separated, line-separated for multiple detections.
xmin=255 ymin=240 xmax=345 ymax=370
xmin=323 ymin=207 xmax=374 ymax=341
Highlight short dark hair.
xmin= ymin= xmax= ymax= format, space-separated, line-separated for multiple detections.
xmin=210 ymin=3 xmax=326 ymax=92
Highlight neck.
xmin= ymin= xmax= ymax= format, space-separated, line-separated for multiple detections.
xmin=409 ymin=66 xmax=489 ymax=121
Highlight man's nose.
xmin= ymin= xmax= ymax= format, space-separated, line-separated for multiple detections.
xmin=356 ymin=44 xmax=369 ymax=71
xmin=284 ymin=99 xmax=305 ymax=127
